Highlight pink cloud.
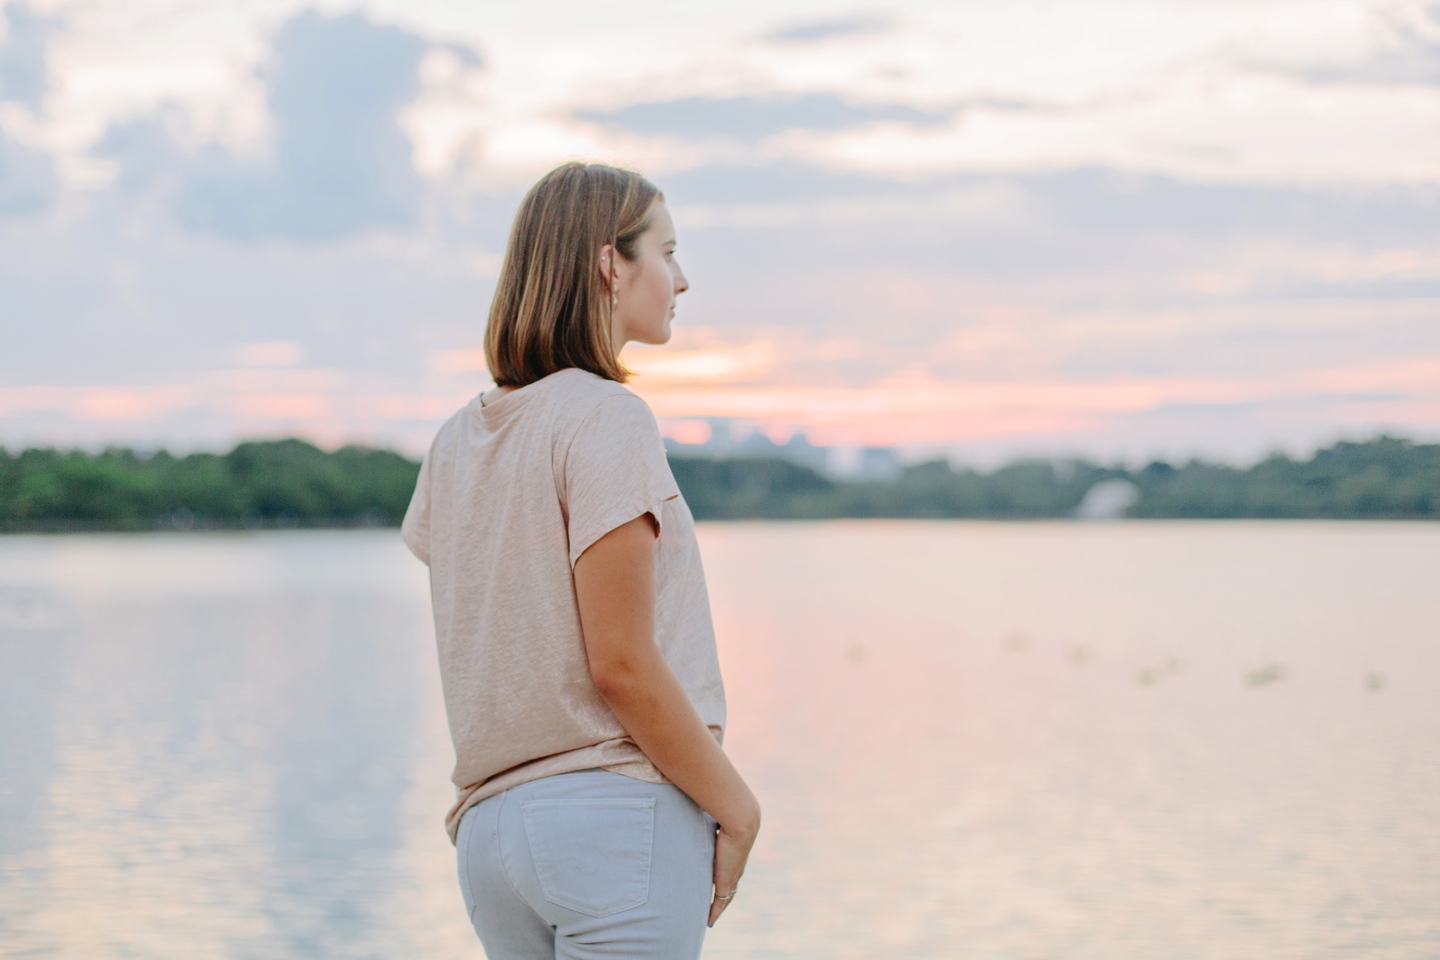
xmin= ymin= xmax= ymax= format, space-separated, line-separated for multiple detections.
xmin=3 ymin=350 xmax=1437 ymax=453
xmin=0 ymin=385 xmax=197 ymax=421
xmin=630 ymin=354 xmax=1440 ymax=446
xmin=660 ymin=419 xmax=714 ymax=445
xmin=223 ymin=395 xmax=336 ymax=419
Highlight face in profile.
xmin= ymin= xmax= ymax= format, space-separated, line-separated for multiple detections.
xmin=610 ymin=201 xmax=688 ymax=350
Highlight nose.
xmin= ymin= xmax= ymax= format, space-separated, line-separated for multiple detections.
xmin=674 ymin=262 xmax=689 ymax=295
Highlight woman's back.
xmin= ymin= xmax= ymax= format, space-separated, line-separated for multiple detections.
xmin=403 ymin=367 xmax=726 ymax=841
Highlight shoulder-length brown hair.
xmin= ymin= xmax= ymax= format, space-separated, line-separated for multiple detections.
xmin=484 ymin=162 xmax=662 ymax=387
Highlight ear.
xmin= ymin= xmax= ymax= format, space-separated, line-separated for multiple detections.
xmin=598 ymin=243 xmax=616 ymax=288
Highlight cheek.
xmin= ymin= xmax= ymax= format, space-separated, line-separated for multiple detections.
xmin=643 ymin=259 xmax=673 ymax=309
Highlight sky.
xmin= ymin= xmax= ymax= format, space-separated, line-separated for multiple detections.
xmin=2 ymin=0 xmax=1439 ymax=464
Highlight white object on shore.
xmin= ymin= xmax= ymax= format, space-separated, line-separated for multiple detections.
xmin=1075 ymin=478 xmax=1140 ymax=521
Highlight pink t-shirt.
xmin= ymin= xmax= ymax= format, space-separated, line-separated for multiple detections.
xmin=402 ymin=368 xmax=726 ymax=842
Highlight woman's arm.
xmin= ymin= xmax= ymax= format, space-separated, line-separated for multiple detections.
xmin=574 ymin=514 xmax=760 ymax=926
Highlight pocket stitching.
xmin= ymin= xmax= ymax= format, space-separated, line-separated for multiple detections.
xmin=521 ymin=798 xmax=656 ymax=918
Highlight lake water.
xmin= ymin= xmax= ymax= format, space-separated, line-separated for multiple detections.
xmin=1 ymin=523 xmax=1437 ymax=959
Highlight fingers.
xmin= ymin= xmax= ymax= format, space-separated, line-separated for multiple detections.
xmin=708 ymin=878 xmax=738 ymax=926
xmin=708 ymin=826 xmax=751 ymax=927
xmin=705 ymin=892 xmax=731 ymax=926
xmin=707 ymin=891 xmax=732 ymax=927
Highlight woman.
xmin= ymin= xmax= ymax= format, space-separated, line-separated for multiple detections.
xmin=401 ymin=161 xmax=759 ymax=960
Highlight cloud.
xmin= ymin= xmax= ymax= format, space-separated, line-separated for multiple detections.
xmin=0 ymin=2 xmax=56 ymax=217
xmin=1302 ymin=23 xmax=1440 ymax=87
xmin=182 ymin=10 xmax=428 ymax=241
xmin=230 ymin=341 xmax=307 ymax=367
xmin=577 ymin=93 xmax=947 ymax=142
xmin=0 ymin=124 xmax=54 ymax=216
xmin=660 ymin=161 xmax=895 ymax=205
xmin=440 ymin=42 xmax=483 ymax=69
xmin=0 ymin=1 xmax=53 ymax=110
xmin=662 ymin=163 xmax=1440 ymax=265
xmin=96 ymin=9 xmax=433 ymax=242
xmin=764 ymin=15 xmax=891 ymax=44
xmin=93 ymin=110 xmax=183 ymax=194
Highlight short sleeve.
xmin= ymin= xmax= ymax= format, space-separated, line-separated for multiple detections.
xmin=400 ymin=452 xmax=432 ymax=566
xmin=563 ymin=394 xmax=681 ymax=567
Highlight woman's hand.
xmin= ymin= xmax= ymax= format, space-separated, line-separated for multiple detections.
xmin=709 ymin=813 xmax=759 ymax=927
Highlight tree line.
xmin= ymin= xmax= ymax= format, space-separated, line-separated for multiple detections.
xmin=0 ymin=440 xmax=420 ymax=531
xmin=0 ymin=435 xmax=1436 ymax=531
xmin=669 ymin=435 xmax=1439 ymax=520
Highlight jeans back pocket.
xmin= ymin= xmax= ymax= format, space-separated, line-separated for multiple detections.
xmin=520 ymin=797 xmax=656 ymax=918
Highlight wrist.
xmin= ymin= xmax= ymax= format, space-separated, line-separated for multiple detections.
xmin=717 ymin=793 xmax=761 ymax=841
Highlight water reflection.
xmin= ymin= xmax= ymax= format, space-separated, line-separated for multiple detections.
xmin=699 ymin=522 xmax=1440 ymax=959
xmin=0 ymin=584 xmax=66 ymax=863
xmin=0 ymin=534 xmax=463 ymax=959
xmin=0 ymin=524 xmax=1437 ymax=959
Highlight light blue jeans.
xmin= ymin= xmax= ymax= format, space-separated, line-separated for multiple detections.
xmin=457 ymin=769 xmax=717 ymax=959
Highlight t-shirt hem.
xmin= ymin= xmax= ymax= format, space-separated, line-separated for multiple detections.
xmin=567 ymin=492 xmax=680 ymax=568
xmin=444 ymin=747 xmax=665 ymax=845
